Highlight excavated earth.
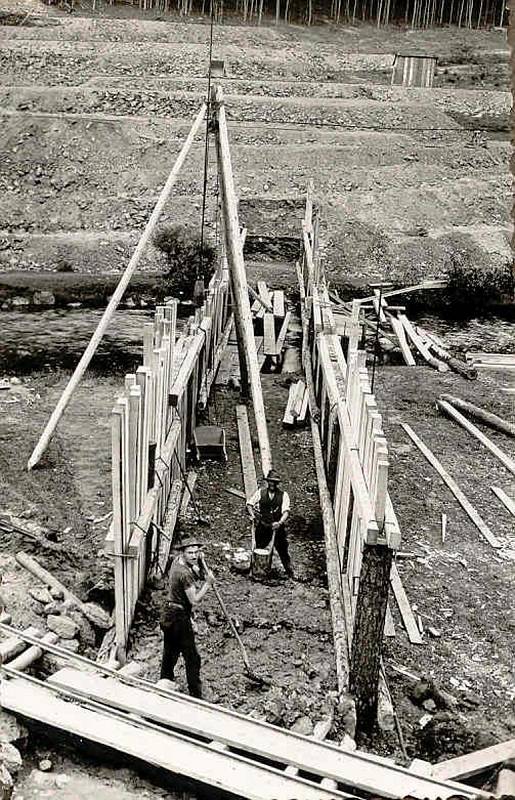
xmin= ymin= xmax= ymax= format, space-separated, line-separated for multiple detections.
xmin=0 ymin=3 xmax=513 ymax=799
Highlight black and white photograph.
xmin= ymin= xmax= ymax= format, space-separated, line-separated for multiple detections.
xmin=0 ymin=0 xmax=513 ymax=796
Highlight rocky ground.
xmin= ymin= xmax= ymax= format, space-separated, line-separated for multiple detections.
xmin=0 ymin=2 xmax=513 ymax=798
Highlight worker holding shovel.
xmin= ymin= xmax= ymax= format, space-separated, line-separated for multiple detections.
xmin=159 ymin=535 xmax=215 ymax=699
xmin=246 ymin=469 xmax=293 ymax=578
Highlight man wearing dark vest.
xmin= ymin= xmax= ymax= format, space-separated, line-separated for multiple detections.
xmin=246 ymin=469 xmax=293 ymax=578
xmin=159 ymin=535 xmax=215 ymax=698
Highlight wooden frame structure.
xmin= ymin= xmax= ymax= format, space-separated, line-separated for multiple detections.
xmin=298 ymin=185 xmax=400 ymax=728
xmin=106 ymin=262 xmax=231 ymax=662
xmin=105 ymin=87 xmax=274 ymax=662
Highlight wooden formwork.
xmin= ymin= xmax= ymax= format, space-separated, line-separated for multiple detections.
xmin=298 ymin=186 xmax=400 ymax=725
xmin=106 ymin=266 xmax=231 ymax=662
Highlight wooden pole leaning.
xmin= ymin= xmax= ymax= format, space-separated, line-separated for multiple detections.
xmin=27 ymin=103 xmax=207 ymax=471
xmin=214 ymin=86 xmax=272 ymax=475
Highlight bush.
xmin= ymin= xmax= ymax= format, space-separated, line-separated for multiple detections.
xmin=445 ymin=255 xmax=514 ymax=312
xmin=152 ymin=225 xmax=217 ymax=300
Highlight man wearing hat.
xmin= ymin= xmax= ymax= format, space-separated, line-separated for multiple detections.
xmin=159 ymin=535 xmax=215 ymax=698
xmin=246 ymin=469 xmax=293 ymax=577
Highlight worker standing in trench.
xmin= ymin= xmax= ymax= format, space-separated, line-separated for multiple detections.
xmin=159 ymin=536 xmax=215 ymax=699
xmin=246 ymin=469 xmax=294 ymax=578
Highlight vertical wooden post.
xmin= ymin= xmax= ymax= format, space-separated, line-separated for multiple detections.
xmin=349 ymin=542 xmax=393 ymax=733
xmin=214 ymin=86 xmax=272 ymax=475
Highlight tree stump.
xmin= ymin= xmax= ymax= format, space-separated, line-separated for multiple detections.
xmin=349 ymin=543 xmax=393 ymax=734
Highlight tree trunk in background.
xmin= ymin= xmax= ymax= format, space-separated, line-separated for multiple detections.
xmin=349 ymin=544 xmax=393 ymax=734
xmin=275 ymin=0 xmax=280 ymax=23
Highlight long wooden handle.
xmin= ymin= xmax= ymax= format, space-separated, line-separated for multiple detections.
xmin=201 ymin=557 xmax=251 ymax=667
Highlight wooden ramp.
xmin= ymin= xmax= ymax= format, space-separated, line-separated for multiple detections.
xmin=0 ymin=660 xmax=489 ymax=800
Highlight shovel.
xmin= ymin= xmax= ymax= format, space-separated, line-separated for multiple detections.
xmin=200 ymin=555 xmax=270 ymax=688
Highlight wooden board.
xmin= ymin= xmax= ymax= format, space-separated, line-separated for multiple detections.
xmin=491 ymin=485 xmax=515 ymax=517
xmin=402 ymin=423 xmax=501 ymax=550
xmin=384 ymin=603 xmax=396 ymax=638
xmin=41 ymin=668 xmax=488 ymax=800
xmin=263 ymin=314 xmax=277 ymax=356
xmin=432 ymin=739 xmax=515 ymax=781
xmin=282 ymin=383 xmax=297 ymax=427
xmin=235 ymin=406 xmax=258 ymax=498
xmin=438 ymin=400 xmax=515 ymax=477
xmin=273 ymin=290 xmax=285 ymax=320
xmin=2 ymin=675 xmax=346 ymax=800
xmin=275 ymin=312 xmax=292 ymax=355
xmin=389 ymin=563 xmax=424 ymax=645
xmin=389 ymin=314 xmax=416 ymax=366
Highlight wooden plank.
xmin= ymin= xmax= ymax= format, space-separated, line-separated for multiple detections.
xmin=235 ymin=406 xmax=258 ymax=499
xmin=389 ymin=563 xmax=424 ymax=645
xmin=437 ymin=400 xmax=515 ymax=477
xmin=384 ymin=603 xmax=395 ymax=638
xmin=291 ymin=380 xmax=306 ymax=419
xmin=273 ymin=290 xmax=285 ymax=319
xmin=389 ymin=314 xmax=416 ymax=366
xmin=257 ymin=281 xmax=272 ymax=307
xmin=282 ymin=384 xmax=297 ymax=428
xmin=263 ymin=313 xmax=277 ymax=356
xmin=169 ymin=325 xmax=209 ymax=407
xmin=401 ymin=423 xmax=501 ymax=550
xmin=491 ymin=485 xmax=515 ymax=516
xmin=296 ymin=388 xmax=309 ymax=424
xmin=432 ymin=740 xmax=515 ymax=781
xmin=2 ymin=676 xmax=348 ymax=800
xmin=179 ymin=472 xmax=197 ymax=520
xmin=399 ymin=315 xmax=448 ymax=372
xmin=354 ymin=280 xmax=447 ymax=305
xmin=44 ymin=668 xmax=487 ymax=799
xmin=275 ymin=311 xmax=292 ymax=355
xmin=27 ymin=104 xmax=208 ymax=471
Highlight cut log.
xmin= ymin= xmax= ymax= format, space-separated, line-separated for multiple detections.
xmin=0 ymin=626 xmax=42 ymax=663
xmin=7 ymin=632 xmax=59 ymax=672
xmin=417 ymin=330 xmax=477 ymax=379
xmin=350 ymin=544 xmax=394 ymax=733
xmin=437 ymin=399 xmax=515 ymax=477
xmin=401 ymin=424 xmax=501 ymax=549
xmin=14 ymin=552 xmax=111 ymax=629
xmin=440 ymin=394 xmax=515 ymax=439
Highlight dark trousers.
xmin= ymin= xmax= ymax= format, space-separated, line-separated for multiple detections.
xmin=255 ymin=523 xmax=292 ymax=574
xmin=160 ymin=610 xmax=202 ymax=698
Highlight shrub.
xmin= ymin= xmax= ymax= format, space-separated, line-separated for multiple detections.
xmin=152 ymin=225 xmax=216 ymax=299
xmin=445 ymin=254 xmax=514 ymax=312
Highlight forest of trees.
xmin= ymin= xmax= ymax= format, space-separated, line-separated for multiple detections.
xmin=124 ymin=0 xmax=508 ymax=29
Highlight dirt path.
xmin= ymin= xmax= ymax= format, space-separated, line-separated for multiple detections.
xmin=130 ymin=372 xmax=343 ymax=738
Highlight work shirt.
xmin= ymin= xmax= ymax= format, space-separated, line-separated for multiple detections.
xmin=248 ymin=488 xmax=290 ymax=526
xmin=167 ymin=559 xmax=202 ymax=615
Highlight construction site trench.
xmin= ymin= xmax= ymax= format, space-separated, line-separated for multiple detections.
xmin=0 ymin=3 xmax=514 ymax=799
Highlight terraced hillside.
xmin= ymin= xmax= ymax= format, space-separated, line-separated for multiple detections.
xmin=0 ymin=13 xmax=511 ymax=286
